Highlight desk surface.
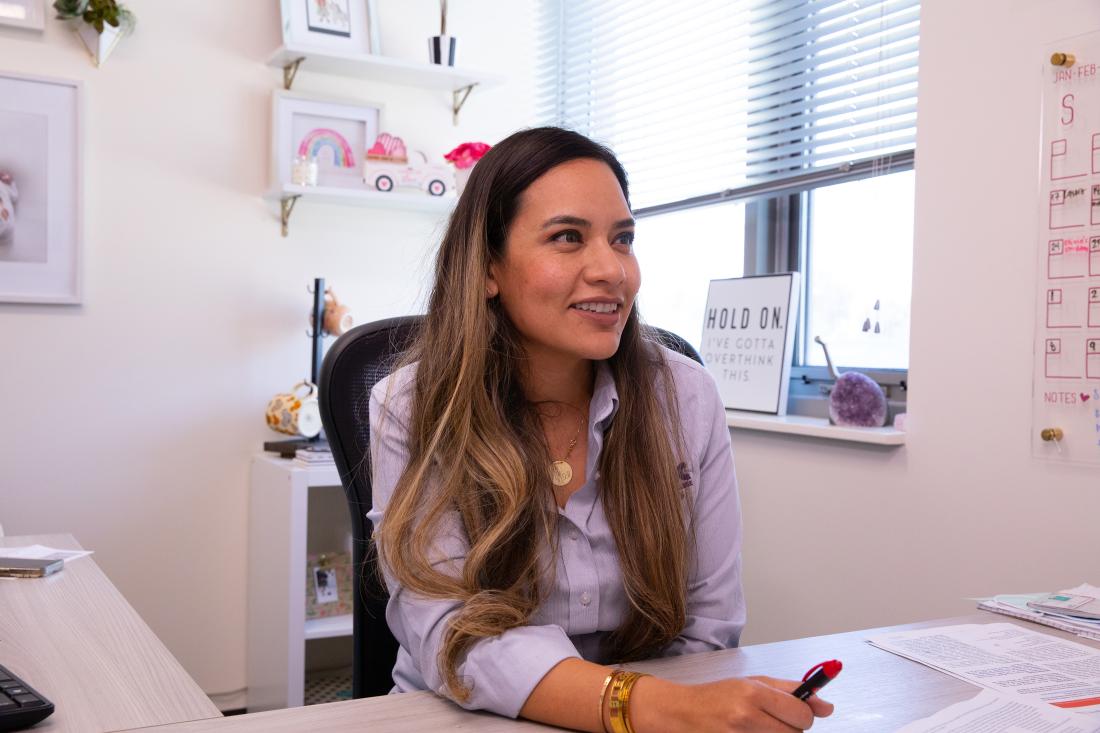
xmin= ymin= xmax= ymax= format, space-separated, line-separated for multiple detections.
xmin=0 ymin=534 xmax=221 ymax=733
xmin=117 ymin=613 xmax=1100 ymax=732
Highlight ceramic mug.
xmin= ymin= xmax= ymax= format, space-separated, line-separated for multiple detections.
xmin=266 ymin=381 xmax=322 ymax=438
xmin=323 ymin=292 xmax=354 ymax=336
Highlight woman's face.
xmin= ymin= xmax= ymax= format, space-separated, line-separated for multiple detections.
xmin=487 ymin=158 xmax=640 ymax=368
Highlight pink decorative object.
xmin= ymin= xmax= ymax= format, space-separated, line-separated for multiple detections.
xmin=367 ymin=133 xmax=408 ymax=161
xmin=444 ymin=142 xmax=490 ymax=169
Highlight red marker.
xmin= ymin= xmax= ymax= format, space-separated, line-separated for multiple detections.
xmin=791 ymin=660 xmax=842 ymax=701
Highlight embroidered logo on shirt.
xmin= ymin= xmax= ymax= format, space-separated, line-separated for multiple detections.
xmin=677 ymin=462 xmax=694 ymax=492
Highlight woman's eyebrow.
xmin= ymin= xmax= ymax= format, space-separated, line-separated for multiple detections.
xmin=541 ymin=215 xmax=636 ymax=229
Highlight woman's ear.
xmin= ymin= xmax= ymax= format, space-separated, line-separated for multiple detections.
xmin=485 ymin=264 xmax=500 ymax=298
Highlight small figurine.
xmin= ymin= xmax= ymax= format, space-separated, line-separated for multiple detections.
xmin=363 ymin=133 xmax=452 ymax=196
xmin=0 ymin=171 xmax=18 ymax=241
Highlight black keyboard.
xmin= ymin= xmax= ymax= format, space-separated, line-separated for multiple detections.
xmin=0 ymin=665 xmax=53 ymax=732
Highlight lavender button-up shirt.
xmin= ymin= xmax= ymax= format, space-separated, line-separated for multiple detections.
xmin=367 ymin=348 xmax=745 ymax=719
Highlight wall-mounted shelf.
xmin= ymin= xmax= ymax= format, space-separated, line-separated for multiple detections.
xmin=265 ymin=184 xmax=455 ymax=236
xmin=266 ymin=44 xmax=506 ymax=123
xmin=304 ymin=614 xmax=353 ymax=641
xmin=725 ymin=410 xmax=907 ymax=446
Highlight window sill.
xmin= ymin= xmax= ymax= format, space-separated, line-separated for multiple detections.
xmin=724 ymin=410 xmax=906 ymax=446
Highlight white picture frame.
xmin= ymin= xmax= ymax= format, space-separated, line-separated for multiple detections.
xmin=0 ymin=72 xmax=83 ymax=304
xmin=280 ymin=0 xmax=372 ymax=55
xmin=700 ymin=273 xmax=801 ymax=415
xmin=271 ymin=91 xmax=382 ymax=191
xmin=0 ymin=0 xmax=45 ymax=31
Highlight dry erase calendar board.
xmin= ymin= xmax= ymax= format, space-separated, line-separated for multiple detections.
xmin=1033 ymin=31 xmax=1100 ymax=464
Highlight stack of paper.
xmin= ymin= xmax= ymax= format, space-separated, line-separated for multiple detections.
xmin=867 ymin=623 xmax=1100 ymax=714
xmin=978 ymin=584 xmax=1100 ymax=642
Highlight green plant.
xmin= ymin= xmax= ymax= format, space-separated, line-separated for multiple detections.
xmin=53 ymin=0 xmax=135 ymax=34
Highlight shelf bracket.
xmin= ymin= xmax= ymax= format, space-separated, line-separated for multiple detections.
xmin=452 ymin=83 xmax=478 ymax=125
xmin=280 ymin=195 xmax=300 ymax=237
xmin=283 ymin=57 xmax=305 ymax=90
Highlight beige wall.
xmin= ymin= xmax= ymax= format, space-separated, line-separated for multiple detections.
xmin=0 ymin=0 xmax=537 ymax=709
xmin=738 ymin=0 xmax=1100 ymax=645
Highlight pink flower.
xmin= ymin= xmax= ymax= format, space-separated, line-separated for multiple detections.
xmin=444 ymin=142 xmax=491 ymax=169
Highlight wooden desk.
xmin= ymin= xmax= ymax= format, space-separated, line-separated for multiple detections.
xmin=116 ymin=613 xmax=1100 ymax=732
xmin=0 ymin=534 xmax=221 ymax=732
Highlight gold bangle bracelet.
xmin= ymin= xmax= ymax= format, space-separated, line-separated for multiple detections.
xmin=597 ymin=670 xmax=617 ymax=733
xmin=620 ymin=672 xmax=648 ymax=733
xmin=608 ymin=671 xmax=648 ymax=733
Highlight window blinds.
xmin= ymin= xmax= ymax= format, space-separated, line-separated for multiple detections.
xmin=538 ymin=0 xmax=919 ymax=212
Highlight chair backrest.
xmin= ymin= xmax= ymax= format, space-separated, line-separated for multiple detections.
xmin=318 ymin=315 xmax=422 ymax=699
xmin=318 ymin=317 xmax=701 ymax=699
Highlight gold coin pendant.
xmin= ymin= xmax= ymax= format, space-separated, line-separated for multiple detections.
xmin=550 ymin=460 xmax=573 ymax=487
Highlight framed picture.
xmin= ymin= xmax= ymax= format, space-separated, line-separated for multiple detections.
xmin=280 ymin=0 xmax=372 ymax=54
xmin=271 ymin=91 xmax=381 ymax=191
xmin=305 ymin=552 xmax=352 ymax=620
xmin=0 ymin=0 xmax=45 ymax=31
xmin=700 ymin=273 xmax=801 ymax=415
xmin=0 ymin=72 xmax=82 ymax=304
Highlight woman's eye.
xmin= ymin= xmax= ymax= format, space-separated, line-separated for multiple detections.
xmin=614 ymin=231 xmax=635 ymax=247
xmin=551 ymin=229 xmax=582 ymax=244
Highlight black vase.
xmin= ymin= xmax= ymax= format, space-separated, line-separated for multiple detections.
xmin=429 ymin=35 xmax=457 ymax=66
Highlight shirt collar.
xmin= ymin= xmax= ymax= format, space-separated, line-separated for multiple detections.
xmin=590 ymin=360 xmax=619 ymax=428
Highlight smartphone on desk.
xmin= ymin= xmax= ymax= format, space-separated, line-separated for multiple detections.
xmin=0 ymin=558 xmax=63 ymax=578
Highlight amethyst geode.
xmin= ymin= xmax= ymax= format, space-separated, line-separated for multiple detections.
xmin=828 ymin=371 xmax=888 ymax=427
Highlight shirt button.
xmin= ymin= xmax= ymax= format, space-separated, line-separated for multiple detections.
xmin=580 ymin=592 xmax=592 ymax=606
xmin=570 ymin=531 xmax=579 ymax=541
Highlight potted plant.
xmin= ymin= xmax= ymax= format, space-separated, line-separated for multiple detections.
xmin=53 ymin=0 xmax=136 ymax=67
xmin=444 ymin=142 xmax=490 ymax=194
xmin=429 ymin=0 xmax=456 ymax=66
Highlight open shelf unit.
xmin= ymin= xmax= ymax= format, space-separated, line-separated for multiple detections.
xmin=247 ymin=456 xmax=352 ymax=711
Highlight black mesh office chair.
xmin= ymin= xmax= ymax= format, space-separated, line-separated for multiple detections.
xmin=318 ymin=315 xmax=702 ymax=699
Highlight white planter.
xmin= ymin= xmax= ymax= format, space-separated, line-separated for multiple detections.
xmin=76 ymin=23 xmax=123 ymax=67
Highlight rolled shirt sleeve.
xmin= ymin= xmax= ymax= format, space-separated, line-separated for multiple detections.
xmin=367 ymin=368 xmax=581 ymax=718
xmin=662 ymin=356 xmax=746 ymax=657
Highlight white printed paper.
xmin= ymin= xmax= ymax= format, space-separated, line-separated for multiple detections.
xmin=897 ymin=690 xmax=1100 ymax=733
xmin=868 ymin=624 xmax=1100 ymax=713
xmin=0 ymin=544 xmax=93 ymax=563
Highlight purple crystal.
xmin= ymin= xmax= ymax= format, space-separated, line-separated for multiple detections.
xmin=829 ymin=372 xmax=887 ymax=427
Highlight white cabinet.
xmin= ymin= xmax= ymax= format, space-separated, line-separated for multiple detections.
xmin=246 ymin=454 xmax=351 ymax=711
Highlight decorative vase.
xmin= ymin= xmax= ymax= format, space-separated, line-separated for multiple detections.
xmin=75 ymin=23 xmax=123 ymax=67
xmin=429 ymin=35 xmax=457 ymax=66
xmin=454 ymin=166 xmax=472 ymax=194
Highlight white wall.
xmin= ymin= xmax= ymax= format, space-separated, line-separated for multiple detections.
xmin=0 ymin=0 xmax=538 ymax=708
xmin=738 ymin=0 xmax=1100 ymax=645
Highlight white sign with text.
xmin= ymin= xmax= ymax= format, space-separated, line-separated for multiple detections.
xmin=701 ymin=273 xmax=800 ymax=414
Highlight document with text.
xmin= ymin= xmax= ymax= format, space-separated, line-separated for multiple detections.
xmin=868 ymin=623 xmax=1100 ymax=714
xmin=897 ymin=690 xmax=1100 ymax=733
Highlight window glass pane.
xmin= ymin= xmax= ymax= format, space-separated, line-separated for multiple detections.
xmin=804 ymin=170 xmax=914 ymax=369
xmin=635 ymin=203 xmax=745 ymax=351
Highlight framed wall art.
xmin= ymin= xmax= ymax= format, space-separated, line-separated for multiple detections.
xmin=0 ymin=0 xmax=45 ymax=31
xmin=271 ymin=91 xmax=381 ymax=191
xmin=0 ymin=72 xmax=82 ymax=304
xmin=280 ymin=0 xmax=373 ymax=55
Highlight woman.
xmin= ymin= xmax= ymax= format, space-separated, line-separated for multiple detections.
xmin=368 ymin=127 xmax=833 ymax=732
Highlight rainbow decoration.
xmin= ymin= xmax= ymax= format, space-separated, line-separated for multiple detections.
xmin=297 ymin=128 xmax=355 ymax=168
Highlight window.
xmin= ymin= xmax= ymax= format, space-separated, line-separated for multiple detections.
xmin=539 ymin=0 xmax=919 ymax=398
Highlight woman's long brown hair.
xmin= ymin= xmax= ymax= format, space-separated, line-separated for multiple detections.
xmin=375 ymin=127 xmax=690 ymax=700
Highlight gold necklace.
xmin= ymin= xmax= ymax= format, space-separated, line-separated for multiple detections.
xmin=549 ymin=416 xmax=584 ymax=487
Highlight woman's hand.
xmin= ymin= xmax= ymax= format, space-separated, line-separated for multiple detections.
xmin=629 ymin=674 xmax=834 ymax=733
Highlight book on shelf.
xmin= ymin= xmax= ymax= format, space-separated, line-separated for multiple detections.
xmin=293 ymin=446 xmax=334 ymax=467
